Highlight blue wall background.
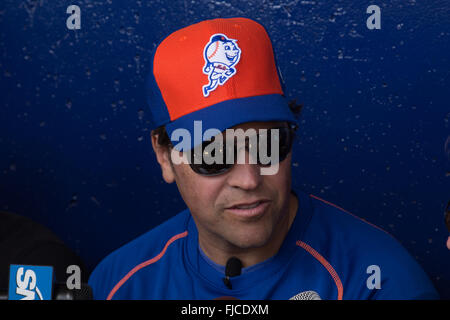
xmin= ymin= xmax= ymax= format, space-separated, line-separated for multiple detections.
xmin=0 ymin=0 xmax=449 ymax=298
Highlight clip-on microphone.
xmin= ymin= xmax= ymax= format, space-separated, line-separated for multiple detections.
xmin=223 ymin=257 xmax=242 ymax=290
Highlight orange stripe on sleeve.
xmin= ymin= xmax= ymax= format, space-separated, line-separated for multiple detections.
xmin=106 ymin=230 xmax=188 ymax=300
xmin=296 ymin=240 xmax=344 ymax=300
xmin=309 ymin=194 xmax=391 ymax=236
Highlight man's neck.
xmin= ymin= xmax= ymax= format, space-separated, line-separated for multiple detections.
xmin=198 ymin=193 xmax=298 ymax=268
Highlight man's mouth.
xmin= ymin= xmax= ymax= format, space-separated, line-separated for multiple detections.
xmin=230 ymin=201 xmax=264 ymax=209
xmin=225 ymin=200 xmax=270 ymax=219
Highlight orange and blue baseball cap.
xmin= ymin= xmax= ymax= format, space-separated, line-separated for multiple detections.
xmin=146 ymin=17 xmax=298 ymax=150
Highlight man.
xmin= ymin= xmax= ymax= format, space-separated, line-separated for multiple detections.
xmin=88 ymin=17 xmax=439 ymax=299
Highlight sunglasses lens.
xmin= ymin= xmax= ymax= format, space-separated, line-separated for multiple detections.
xmin=189 ymin=126 xmax=295 ymax=176
xmin=279 ymin=127 xmax=294 ymax=162
xmin=189 ymin=139 xmax=233 ymax=176
xmin=258 ymin=127 xmax=293 ymax=166
xmin=190 ymin=162 xmax=233 ymax=176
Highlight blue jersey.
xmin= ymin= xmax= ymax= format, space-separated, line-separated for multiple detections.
xmin=88 ymin=188 xmax=439 ymax=300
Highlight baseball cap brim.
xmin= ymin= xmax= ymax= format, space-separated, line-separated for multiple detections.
xmin=165 ymin=93 xmax=298 ymax=151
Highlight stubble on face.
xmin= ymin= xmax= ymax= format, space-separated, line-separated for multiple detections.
xmin=169 ymin=122 xmax=297 ymax=266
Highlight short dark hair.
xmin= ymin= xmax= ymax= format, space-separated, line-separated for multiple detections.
xmin=151 ymin=100 xmax=303 ymax=147
xmin=152 ymin=125 xmax=171 ymax=147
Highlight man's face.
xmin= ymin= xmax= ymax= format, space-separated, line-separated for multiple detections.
xmin=152 ymin=121 xmax=294 ymax=251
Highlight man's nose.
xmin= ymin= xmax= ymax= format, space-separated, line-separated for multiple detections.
xmin=225 ymin=150 xmax=262 ymax=190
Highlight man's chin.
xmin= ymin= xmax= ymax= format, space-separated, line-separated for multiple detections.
xmin=224 ymin=229 xmax=273 ymax=250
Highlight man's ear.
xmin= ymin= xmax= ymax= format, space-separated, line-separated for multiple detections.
xmin=151 ymin=132 xmax=176 ymax=183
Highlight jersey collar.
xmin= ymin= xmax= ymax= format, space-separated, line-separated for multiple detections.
xmin=183 ymin=188 xmax=314 ymax=293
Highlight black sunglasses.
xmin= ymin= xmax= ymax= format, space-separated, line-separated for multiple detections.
xmin=169 ymin=125 xmax=297 ymax=176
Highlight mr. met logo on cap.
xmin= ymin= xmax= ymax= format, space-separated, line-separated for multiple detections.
xmin=202 ymin=33 xmax=241 ymax=97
